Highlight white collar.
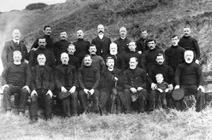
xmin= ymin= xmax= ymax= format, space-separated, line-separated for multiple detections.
xmin=13 ymin=39 xmax=20 ymax=44
xmin=98 ymin=34 xmax=104 ymax=40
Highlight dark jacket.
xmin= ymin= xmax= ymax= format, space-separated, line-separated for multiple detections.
xmin=136 ymin=37 xmax=149 ymax=53
xmin=55 ymin=64 xmax=78 ymax=90
xmin=78 ymin=65 xmax=100 ymax=90
xmin=31 ymin=65 xmax=54 ymax=91
xmin=124 ymin=67 xmax=147 ymax=89
xmin=114 ymin=37 xmax=130 ymax=54
xmin=54 ymin=40 xmax=70 ymax=66
xmin=100 ymin=67 xmax=124 ymax=90
xmin=91 ymin=35 xmax=111 ymax=59
xmin=124 ymin=51 xmax=142 ymax=69
xmin=73 ymin=38 xmax=90 ymax=63
xmin=1 ymin=40 xmax=28 ymax=68
xmin=1 ymin=62 xmax=31 ymax=87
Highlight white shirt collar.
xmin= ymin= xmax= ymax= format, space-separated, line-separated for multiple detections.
xmin=13 ymin=39 xmax=20 ymax=44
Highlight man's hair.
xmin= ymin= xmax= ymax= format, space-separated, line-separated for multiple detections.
xmin=38 ymin=37 xmax=46 ymax=41
xmin=61 ymin=52 xmax=69 ymax=59
xmin=170 ymin=34 xmax=179 ymax=39
xmin=84 ymin=54 xmax=91 ymax=59
xmin=89 ymin=44 xmax=96 ymax=49
xmin=43 ymin=25 xmax=51 ymax=30
xmin=110 ymin=42 xmax=117 ymax=48
xmin=141 ymin=29 xmax=148 ymax=33
xmin=106 ymin=56 xmax=115 ymax=63
xmin=68 ymin=43 xmax=75 ymax=48
xmin=37 ymin=53 xmax=46 ymax=59
xmin=130 ymin=57 xmax=138 ymax=62
xmin=13 ymin=50 xmax=22 ymax=57
xmin=156 ymin=53 xmax=165 ymax=58
xmin=147 ymin=39 xmax=156 ymax=44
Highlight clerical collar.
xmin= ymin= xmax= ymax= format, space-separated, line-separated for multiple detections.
xmin=98 ymin=34 xmax=104 ymax=40
xmin=13 ymin=39 xmax=19 ymax=44
xmin=108 ymin=68 xmax=114 ymax=71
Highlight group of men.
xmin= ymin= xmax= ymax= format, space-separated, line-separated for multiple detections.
xmin=1 ymin=24 xmax=206 ymax=123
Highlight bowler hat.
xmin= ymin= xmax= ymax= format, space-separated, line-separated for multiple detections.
xmin=172 ymin=88 xmax=185 ymax=100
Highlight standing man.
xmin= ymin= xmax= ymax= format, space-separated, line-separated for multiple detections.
xmin=179 ymin=27 xmax=200 ymax=64
xmin=73 ymin=30 xmax=90 ymax=63
xmin=165 ymin=35 xmax=185 ymax=72
xmin=31 ymin=25 xmax=54 ymax=52
xmin=148 ymin=53 xmax=174 ymax=109
xmin=78 ymin=55 xmax=100 ymax=113
xmin=30 ymin=54 xmax=54 ymax=123
xmin=114 ymin=27 xmax=130 ymax=54
xmin=55 ymin=53 xmax=78 ymax=117
xmin=174 ymin=50 xmax=205 ymax=112
xmin=67 ymin=44 xmax=80 ymax=70
xmin=29 ymin=37 xmax=55 ymax=69
xmin=124 ymin=57 xmax=148 ymax=113
xmin=2 ymin=29 xmax=28 ymax=68
xmin=2 ymin=51 xmax=31 ymax=116
xmin=136 ymin=29 xmax=149 ymax=53
xmin=54 ymin=31 xmax=70 ymax=66
xmin=91 ymin=24 xmax=111 ymax=59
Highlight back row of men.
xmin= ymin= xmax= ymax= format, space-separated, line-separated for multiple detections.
xmin=1 ymin=24 xmax=205 ymax=123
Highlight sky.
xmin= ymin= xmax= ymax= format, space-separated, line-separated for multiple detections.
xmin=0 ymin=0 xmax=66 ymax=12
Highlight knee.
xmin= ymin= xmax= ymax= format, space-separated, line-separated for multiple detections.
xmin=46 ymin=95 xmax=52 ymax=102
xmin=31 ymin=95 xmax=37 ymax=102
xmin=3 ymin=87 xmax=10 ymax=95
xmin=71 ymin=91 xmax=78 ymax=100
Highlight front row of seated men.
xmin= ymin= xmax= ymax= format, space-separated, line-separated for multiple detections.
xmin=1 ymin=49 xmax=205 ymax=123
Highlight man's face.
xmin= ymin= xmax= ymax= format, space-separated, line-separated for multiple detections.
xmin=98 ymin=25 xmax=105 ymax=34
xmin=37 ymin=55 xmax=46 ymax=66
xmin=77 ymin=30 xmax=84 ymax=39
xmin=44 ymin=27 xmax=52 ymax=36
xmin=156 ymin=74 xmax=163 ymax=84
xmin=183 ymin=27 xmax=191 ymax=37
xmin=119 ymin=27 xmax=127 ymax=38
xmin=171 ymin=36 xmax=179 ymax=46
xmin=13 ymin=53 xmax=22 ymax=63
xmin=184 ymin=51 xmax=194 ymax=64
xmin=110 ymin=44 xmax=118 ymax=55
xmin=141 ymin=30 xmax=148 ymax=39
xmin=106 ymin=59 xmax=114 ymax=69
xmin=148 ymin=41 xmax=156 ymax=50
xmin=60 ymin=32 xmax=68 ymax=40
xmin=156 ymin=55 xmax=164 ymax=65
xmin=38 ymin=39 xmax=47 ymax=49
xmin=84 ymin=56 xmax=92 ymax=66
xmin=67 ymin=45 xmax=76 ymax=54
xmin=128 ymin=42 xmax=136 ymax=52
xmin=61 ymin=54 xmax=69 ymax=65
xmin=12 ymin=29 xmax=21 ymax=40
xmin=129 ymin=58 xmax=138 ymax=69
xmin=89 ymin=46 xmax=97 ymax=55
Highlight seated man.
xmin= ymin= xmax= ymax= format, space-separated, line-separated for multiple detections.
xmin=123 ymin=57 xmax=147 ymax=113
xmin=1 ymin=51 xmax=31 ymax=116
xmin=30 ymin=54 xmax=54 ymax=123
xmin=78 ymin=55 xmax=100 ymax=114
xmin=55 ymin=53 xmax=78 ymax=117
xmin=174 ymin=50 xmax=205 ymax=112
xmin=99 ymin=56 xmax=125 ymax=114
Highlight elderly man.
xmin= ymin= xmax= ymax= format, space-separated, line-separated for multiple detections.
xmin=73 ymin=30 xmax=90 ymax=63
xmin=99 ymin=56 xmax=125 ymax=114
xmin=78 ymin=55 xmax=100 ymax=113
xmin=1 ymin=51 xmax=31 ymax=116
xmin=114 ymin=27 xmax=130 ymax=54
xmin=91 ymin=24 xmax=111 ymax=59
xmin=1 ymin=29 xmax=28 ymax=68
xmin=174 ymin=50 xmax=205 ymax=112
xmin=54 ymin=31 xmax=70 ymax=65
xmin=30 ymin=54 xmax=54 ymax=123
xmin=31 ymin=25 xmax=54 ymax=52
xmin=148 ymin=53 xmax=174 ymax=109
xmin=136 ymin=29 xmax=149 ymax=53
xmin=29 ymin=37 xmax=55 ymax=69
xmin=124 ymin=57 xmax=147 ymax=113
xmin=55 ymin=53 xmax=78 ymax=117
xmin=105 ymin=42 xmax=125 ymax=71
xmin=179 ymin=27 xmax=200 ymax=64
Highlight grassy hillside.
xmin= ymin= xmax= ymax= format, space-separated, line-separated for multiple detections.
xmin=1 ymin=107 xmax=212 ymax=140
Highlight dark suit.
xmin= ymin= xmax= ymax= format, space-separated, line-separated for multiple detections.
xmin=1 ymin=40 xmax=28 ymax=68
xmin=30 ymin=65 xmax=54 ymax=120
xmin=91 ymin=35 xmax=111 ymax=59
xmin=55 ymin=64 xmax=78 ymax=116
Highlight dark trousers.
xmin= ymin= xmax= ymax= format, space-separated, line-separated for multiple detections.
xmin=78 ymin=89 xmax=100 ymax=113
xmin=60 ymin=91 xmax=78 ymax=116
xmin=30 ymin=89 xmax=52 ymax=120
xmin=124 ymin=88 xmax=147 ymax=113
xmin=174 ymin=86 xmax=205 ymax=112
xmin=153 ymin=90 xmax=173 ymax=109
xmin=3 ymin=84 xmax=28 ymax=112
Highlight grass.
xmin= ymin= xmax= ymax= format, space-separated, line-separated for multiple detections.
xmin=1 ymin=106 xmax=212 ymax=140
